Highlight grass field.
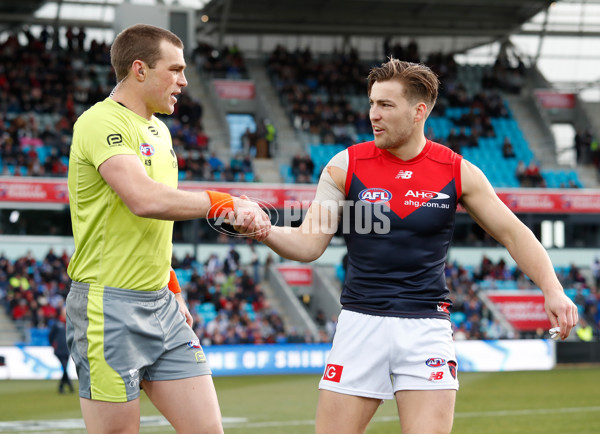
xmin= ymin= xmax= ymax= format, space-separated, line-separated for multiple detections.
xmin=0 ymin=366 xmax=599 ymax=433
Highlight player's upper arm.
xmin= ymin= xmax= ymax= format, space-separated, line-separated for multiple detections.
xmin=313 ymin=149 xmax=347 ymax=218
xmin=98 ymin=154 xmax=159 ymax=217
xmin=459 ymin=159 xmax=524 ymax=247
xmin=270 ymin=149 xmax=348 ymax=262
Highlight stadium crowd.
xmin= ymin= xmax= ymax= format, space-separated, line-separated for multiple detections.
xmin=1 ymin=247 xmax=599 ymax=346
xmin=0 ymin=25 xmax=588 ymax=189
xmin=0 ymin=247 xmax=318 ymax=346
xmin=272 ymin=42 xmax=585 ymax=189
xmin=0 ymin=27 xmax=257 ymax=182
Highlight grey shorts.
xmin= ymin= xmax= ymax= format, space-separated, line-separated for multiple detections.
xmin=66 ymin=282 xmax=211 ymax=402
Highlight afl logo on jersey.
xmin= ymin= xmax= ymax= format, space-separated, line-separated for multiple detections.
xmin=140 ymin=143 xmax=155 ymax=156
xmin=359 ymin=188 xmax=392 ymax=203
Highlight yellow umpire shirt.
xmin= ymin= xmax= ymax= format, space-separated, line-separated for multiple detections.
xmin=67 ymin=98 xmax=178 ymax=291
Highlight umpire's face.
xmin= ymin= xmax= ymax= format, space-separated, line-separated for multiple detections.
xmin=144 ymin=39 xmax=188 ymax=116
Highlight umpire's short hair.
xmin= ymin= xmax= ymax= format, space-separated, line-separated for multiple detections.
xmin=111 ymin=24 xmax=183 ymax=82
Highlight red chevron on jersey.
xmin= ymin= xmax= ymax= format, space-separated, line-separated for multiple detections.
xmin=346 ymin=140 xmax=462 ymax=219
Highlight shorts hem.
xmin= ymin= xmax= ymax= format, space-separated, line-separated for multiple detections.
xmin=146 ymin=370 xmax=212 ymax=382
xmin=82 ymin=393 xmax=140 ymax=403
xmin=394 ymin=383 xmax=459 ymax=392
xmin=319 ymin=383 xmax=394 ymax=400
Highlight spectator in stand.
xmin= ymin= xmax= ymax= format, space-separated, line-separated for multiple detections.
xmin=523 ymin=160 xmax=544 ymax=187
xmin=291 ymin=153 xmax=315 ymax=183
xmin=208 ymin=152 xmax=225 ymax=174
xmin=502 ymin=137 xmax=516 ymax=158
xmin=515 ymin=160 xmax=527 ymax=185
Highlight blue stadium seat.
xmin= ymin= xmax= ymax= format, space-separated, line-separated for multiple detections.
xmin=280 ymin=164 xmax=295 ymax=183
xmin=196 ymin=302 xmax=218 ymax=323
xmin=174 ymin=268 xmax=193 ymax=285
xmin=29 ymin=327 xmax=50 ymax=346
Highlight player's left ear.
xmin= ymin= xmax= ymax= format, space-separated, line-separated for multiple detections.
xmin=414 ymin=102 xmax=428 ymax=123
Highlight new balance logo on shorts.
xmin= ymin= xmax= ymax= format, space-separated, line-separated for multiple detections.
xmin=428 ymin=371 xmax=444 ymax=381
xmin=323 ymin=364 xmax=343 ymax=383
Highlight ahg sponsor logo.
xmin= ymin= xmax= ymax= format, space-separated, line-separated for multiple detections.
xmin=405 ymin=190 xmax=449 ymax=200
xmin=405 ymin=190 xmax=451 ymax=209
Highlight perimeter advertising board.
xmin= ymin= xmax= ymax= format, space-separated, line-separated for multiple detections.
xmin=0 ymin=340 xmax=555 ymax=380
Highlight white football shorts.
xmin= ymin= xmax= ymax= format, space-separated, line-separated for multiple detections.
xmin=319 ymin=310 xmax=459 ymax=400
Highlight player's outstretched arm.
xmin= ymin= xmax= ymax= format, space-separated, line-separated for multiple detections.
xmin=257 ymin=153 xmax=347 ymax=262
xmin=262 ymin=201 xmax=338 ymax=263
xmin=460 ymin=159 xmax=578 ymax=340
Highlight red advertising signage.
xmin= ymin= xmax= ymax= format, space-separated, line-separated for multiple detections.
xmin=0 ymin=178 xmax=69 ymax=203
xmin=534 ymin=90 xmax=576 ymax=109
xmin=485 ymin=290 xmax=552 ymax=331
xmin=2 ymin=178 xmax=600 ymax=214
xmin=277 ymin=265 xmax=313 ymax=286
xmin=495 ymin=191 xmax=600 ymax=214
xmin=213 ymin=80 xmax=255 ymax=100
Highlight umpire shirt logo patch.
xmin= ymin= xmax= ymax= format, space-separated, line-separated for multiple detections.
xmin=107 ymin=134 xmax=123 ymax=146
xmin=140 ymin=143 xmax=155 ymax=156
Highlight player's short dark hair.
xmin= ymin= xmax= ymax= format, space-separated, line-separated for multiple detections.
xmin=367 ymin=58 xmax=439 ymax=115
xmin=110 ymin=24 xmax=183 ymax=82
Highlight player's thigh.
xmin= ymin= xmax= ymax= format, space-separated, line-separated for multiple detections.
xmin=80 ymin=397 xmax=140 ymax=434
xmin=315 ymin=389 xmax=381 ymax=434
xmin=142 ymin=375 xmax=223 ymax=434
xmin=395 ymin=389 xmax=456 ymax=434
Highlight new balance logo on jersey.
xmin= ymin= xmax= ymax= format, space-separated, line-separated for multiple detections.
xmin=323 ymin=364 xmax=343 ymax=383
xmin=395 ymin=170 xmax=413 ymax=179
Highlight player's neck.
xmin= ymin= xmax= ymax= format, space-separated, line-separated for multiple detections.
xmin=385 ymin=135 xmax=427 ymax=161
xmin=110 ymin=88 xmax=153 ymax=121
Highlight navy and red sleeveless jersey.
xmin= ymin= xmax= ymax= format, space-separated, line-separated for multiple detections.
xmin=341 ymin=140 xmax=462 ymax=319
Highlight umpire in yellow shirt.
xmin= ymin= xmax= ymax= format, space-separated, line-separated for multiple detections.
xmin=66 ymin=24 xmax=270 ymax=434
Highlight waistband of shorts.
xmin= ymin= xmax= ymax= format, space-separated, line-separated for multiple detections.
xmin=70 ymin=281 xmax=169 ymax=301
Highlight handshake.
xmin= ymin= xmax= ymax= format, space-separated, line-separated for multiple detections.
xmin=206 ymin=191 xmax=272 ymax=241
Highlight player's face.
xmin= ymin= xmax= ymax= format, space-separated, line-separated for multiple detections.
xmin=369 ymin=80 xmax=420 ymax=150
xmin=145 ymin=40 xmax=187 ymax=115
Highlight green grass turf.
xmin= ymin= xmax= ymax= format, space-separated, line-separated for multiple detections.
xmin=0 ymin=366 xmax=599 ymax=433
